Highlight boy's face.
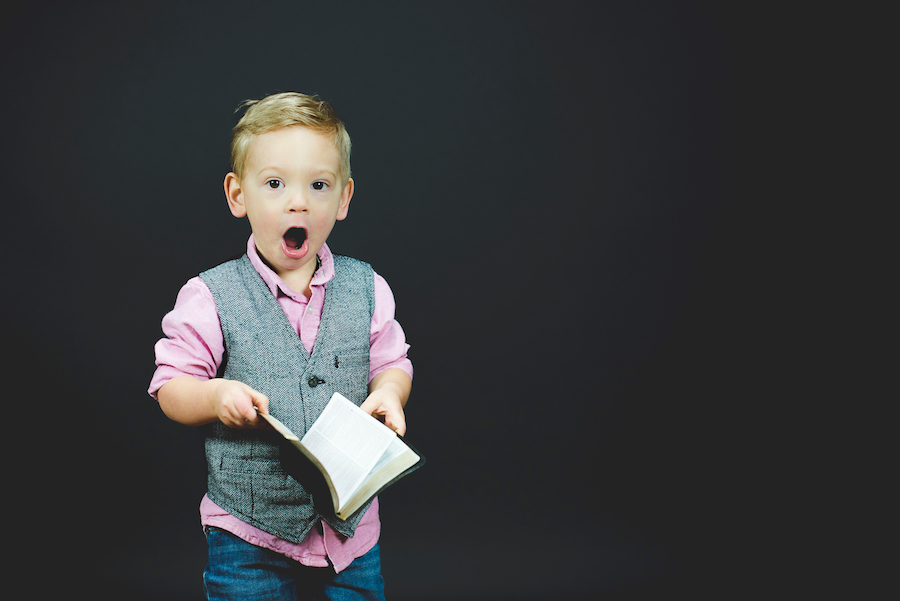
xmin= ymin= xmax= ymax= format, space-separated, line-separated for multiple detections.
xmin=225 ymin=126 xmax=352 ymax=287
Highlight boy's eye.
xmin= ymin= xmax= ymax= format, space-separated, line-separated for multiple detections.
xmin=311 ymin=181 xmax=328 ymax=191
xmin=266 ymin=179 xmax=282 ymax=189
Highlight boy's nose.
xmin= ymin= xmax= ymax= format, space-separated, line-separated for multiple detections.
xmin=286 ymin=191 xmax=309 ymax=212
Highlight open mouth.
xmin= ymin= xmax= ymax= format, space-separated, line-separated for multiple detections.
xmin=283 ymin=227 xmax=307 ymax=250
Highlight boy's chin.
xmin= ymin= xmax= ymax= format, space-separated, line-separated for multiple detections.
xmin=256 ymin=243 xmax=310 ymax=275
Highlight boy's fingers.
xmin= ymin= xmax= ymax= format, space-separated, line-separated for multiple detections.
xmin=254 ymin=394 xmax=270 ymax=415
xmin=387 ymin=417 xmax=406 ymax=437
xmin=358 ymin=396 xmax=377 ymax=416
xmin=360 ymin=395 xmax=406 ymax=435
xmin=389 ymin=407 xmax=407 ymax=436
xmin=249 ymin=393 xmax=270 ymax=428
xmin=227 ymin=389 xmax=268 ymax=428
xmin=379 ymin=406 xmax=406 ymax=436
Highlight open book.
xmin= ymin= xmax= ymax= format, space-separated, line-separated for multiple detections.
xmin=259 ymin=392 xmax=423 ymax=520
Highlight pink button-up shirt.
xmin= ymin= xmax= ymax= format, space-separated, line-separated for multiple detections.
xmin=149 ymin=236 xmax=412 ymax=572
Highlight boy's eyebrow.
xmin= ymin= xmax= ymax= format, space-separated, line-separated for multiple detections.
xmin=256 ymin=165 xmax=339 ymax=179
xmin=259 ymin=163 xmax=337 ymax=175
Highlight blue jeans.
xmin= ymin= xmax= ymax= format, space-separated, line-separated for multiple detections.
xmin=203 ymin=527 xmax=386 ymax=601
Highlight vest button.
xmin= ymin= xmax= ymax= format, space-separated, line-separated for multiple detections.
xmin=308 ymin=376 xmax=324 ymax=387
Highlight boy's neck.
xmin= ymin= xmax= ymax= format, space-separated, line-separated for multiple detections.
xmin=258 ymin=249 xmax=320 ymax=299
xmin=281 ymin=257 xmax=320 ymax=299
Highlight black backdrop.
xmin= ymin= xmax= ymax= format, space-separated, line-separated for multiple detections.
xmin=2 ymin=1 xmax=779 ymax=599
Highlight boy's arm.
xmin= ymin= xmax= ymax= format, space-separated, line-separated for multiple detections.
xmin=360 ymin=368 xmax=411 ymax=436
xmin=364 ymin=272 xmax=413 ymax=436
xmin=152 ymin=277 xmax=268 ymax=428
xmin=158 ymin=375 xmax=270 ymax=428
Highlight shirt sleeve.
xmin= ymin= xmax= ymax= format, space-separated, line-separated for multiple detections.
xmin=148 ymin=277 xmax=225 ymax=399
xmin=368 ymin=272 xmax=413 ymax=383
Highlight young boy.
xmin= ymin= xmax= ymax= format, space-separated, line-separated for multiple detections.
xmin=149 ymin=92 xmax=413 ymax=601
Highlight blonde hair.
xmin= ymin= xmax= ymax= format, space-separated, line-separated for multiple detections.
xmin=230 ymin=92 xmax=351 ymax=184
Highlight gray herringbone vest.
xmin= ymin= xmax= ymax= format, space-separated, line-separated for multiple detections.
xmin=199 ymin=254 xmax=374 ymax=542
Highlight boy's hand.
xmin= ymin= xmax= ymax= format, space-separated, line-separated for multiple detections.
xmin=209 ymin=379 xmax=270 ymax=429
xmin=360 ymin=388 xmax=407 ymax=436
xmin=360 ymin=368 xmax=412 ymax=436
xmin=157 ymin=375 xmax=270 ymax=428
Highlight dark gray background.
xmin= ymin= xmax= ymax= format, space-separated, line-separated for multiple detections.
xmin=2 ymin=1 xmax=793 ymax=599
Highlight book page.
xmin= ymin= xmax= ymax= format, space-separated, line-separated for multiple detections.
xmin=338 ymin=436 xmax=419 ymax=518
xmin=369 ymin=436 xmax=414 ymax=476
xmin=300 ymin=393 xmax=395 ymax=508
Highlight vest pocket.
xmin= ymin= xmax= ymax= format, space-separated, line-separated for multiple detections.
xmin=218 ymin=455 xmax=282 ymax=475
xmin=213 ymin=456 xmax=313 ymax=520
xmin=332 ymin=352 xmax=370 ymax=403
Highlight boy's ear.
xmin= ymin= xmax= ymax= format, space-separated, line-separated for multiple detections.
xmin=224 ymin=172 xmax=246 ymax=218
xmin=336 ymin=177 xmax=354 ymax=221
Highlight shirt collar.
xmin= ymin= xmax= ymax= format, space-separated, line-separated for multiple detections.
xmin=246 ymin=234 xmax=335 ymax=299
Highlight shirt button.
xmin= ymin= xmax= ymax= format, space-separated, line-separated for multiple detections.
xmin=308 ymin=376 xmax=324 ymax=387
